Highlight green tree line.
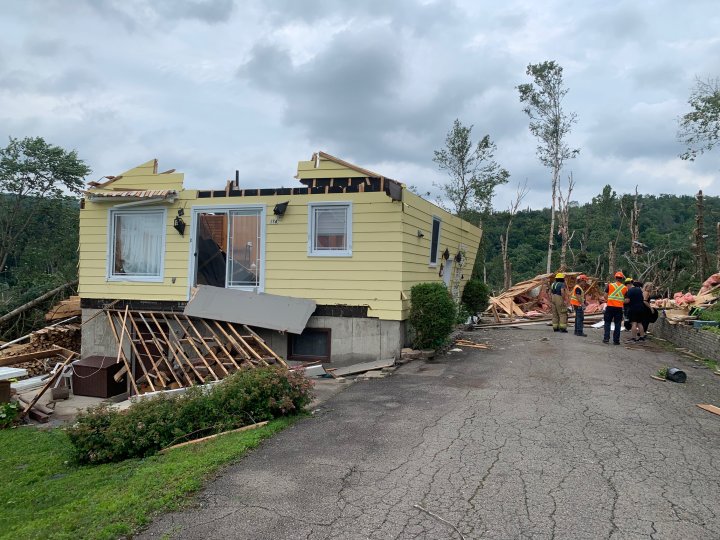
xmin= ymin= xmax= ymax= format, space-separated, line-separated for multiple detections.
xmin=468 ymin=187 xmax=720 ymax=295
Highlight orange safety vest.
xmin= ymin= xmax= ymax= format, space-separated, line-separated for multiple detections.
xmin=570 ymin=285 xmax=584 ymax=306
xmin=607 ymin=282 xmax=627 ymax=308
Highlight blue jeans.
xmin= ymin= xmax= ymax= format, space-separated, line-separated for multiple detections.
xmin=574 ymin=306 xmax=584 ymax=335
xmin=603 ymin=307 xmax=623 ymax=343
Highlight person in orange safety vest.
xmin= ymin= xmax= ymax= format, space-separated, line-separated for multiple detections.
xmin=571 ymin=274 xmax=588 ymax=337
xmin=603 ymin=271 xmax=628 ymax=345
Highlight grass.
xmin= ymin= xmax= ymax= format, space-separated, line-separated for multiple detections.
xmin=0 ymin=417 xmax=297 ymax=540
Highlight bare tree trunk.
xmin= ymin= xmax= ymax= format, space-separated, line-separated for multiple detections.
xmin=717 ymin=222 xmax=720 ymax=273
xmin=558 ymin=172 xmax=575 ymax=271
xmin=502 ymin=181 xmax=529 ymax=289
xmin=608 ymin=241 xmax=616 ymax=279
xmin=695 ymin=190 xmax=709 ymax=282
xmin=630 ymin=186 xmax=641 ymax=257
xmin=546 ymin=167 xmax=559 ymax=273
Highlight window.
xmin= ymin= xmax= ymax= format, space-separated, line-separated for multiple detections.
xmin=308 ymin=202 xmax=352 ymax=256
xmin=429 ymin=217 xmax=441 ymax=266
xmin=108 ymin=209 xmax=166 ymax=281
xmin=288 ymin=328 xmax=331 ymax=362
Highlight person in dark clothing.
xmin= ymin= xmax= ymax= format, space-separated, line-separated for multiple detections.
xmin=623 ymin=277 xmax=634 ymax=331
xmin=604 ymin=272 xmax=628 ymax=344
xmin=570 ymin=274 xmax=589 ymax=336
xmin=626 ymin=280 xmax=647 ymax=341
xmin=641 ymin=282 xmax=658 ymax=333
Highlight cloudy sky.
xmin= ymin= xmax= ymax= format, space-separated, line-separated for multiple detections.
xmin=1 ymin=0 xmax=718 ymax=209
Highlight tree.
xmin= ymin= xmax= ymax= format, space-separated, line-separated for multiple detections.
xmin=557 ymin=172 xmax=575 ymax=270
xmin=678 ymin=76 xmax=720 ymax=160
xmin=500 ymin=180 xmax=529 ymax=289
xmin=518 ymin=61 xmax=579 ymax=273
xmin=433 ymin=119 xmax=509 ymax=216
xmin=0 ymin=137 xmax=90 ymax=276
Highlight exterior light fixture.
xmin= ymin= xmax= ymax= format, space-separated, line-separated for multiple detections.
xmin=173 ymin=209 xmax=186 ymax=236
xmin=274 ymin=201 xmax=289 ymax=217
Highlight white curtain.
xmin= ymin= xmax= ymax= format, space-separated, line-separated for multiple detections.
xmin=113 ymin=212 xmax=164 ymax=276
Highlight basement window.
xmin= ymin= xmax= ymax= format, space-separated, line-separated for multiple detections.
xmin=108 ymin=209 xmax=166 ymax=282
xmin=288 ymin=328 xmax=331 ymax=363
xmin=429 ymin=216 xmax=441 ymax=266
xmin=308 ymin=202 xmax=352 ymax=256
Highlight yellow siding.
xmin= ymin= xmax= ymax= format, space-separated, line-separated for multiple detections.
xmin=399 ymin=191 xmax=482 ymax=318
xmin=79 ymin=159 xmax=482 ymax=322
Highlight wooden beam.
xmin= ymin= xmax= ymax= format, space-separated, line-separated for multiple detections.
xmin=158 ymin=313 xmax=206 ymax=384
xmin=159 ymin=421 xmax=269 ymax=453
xmin=212 ymin=321 xmax=255 ymax=368
xmin=200 ymin=319 xmax=241 ymax=371
xmin=0 ymin=347 xmax=65 ymax=367
xmin=147 ymin=312 xmax=194 ymax=387
xmin=127 ymin=315 xmax=170 ymax=387
xmin=137 ymin=312 xmax=184 ymax=387
xmin=112 ymin=309 xmax=157 ymax=393
xmin=242 ymin=325 xmax=286 ymax=366
xmin=226 ymin=324 xmax=267 ymax=365
xmin=106 ymin=309 xmax=140 ymax=395
xmin=19 ymin=350 xmax=75 ymax=419
xmin=171 ymin=314 xmax=221 ymax=380
xmin=183 ymin=316 xmax=229 ymax=376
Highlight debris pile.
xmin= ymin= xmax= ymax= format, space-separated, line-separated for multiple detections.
xmin=483 ymin=272 xmax=605 ymax=323
xmin=45 ymin=296 xmax=81 ymax=321
xmin=652 ymin=272 xmax=720 ymax=324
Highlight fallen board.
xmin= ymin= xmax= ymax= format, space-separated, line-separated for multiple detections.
xmin=331 ymin=358 xmax=396 ymax=377
xmin=697 ymin=404 xmax=720 ymax=416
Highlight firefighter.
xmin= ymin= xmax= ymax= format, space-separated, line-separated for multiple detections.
xmin=550 ymin=273 xmax=569 ymax=333
xmin=603 ymin=271 xmax=628 ymax=345
xmin=571 ymin=274 xmax=588 ymax=337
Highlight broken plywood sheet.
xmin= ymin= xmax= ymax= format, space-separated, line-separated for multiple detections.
xmin=184 ymin=285 xmax=316 ymax=334
xmin=331 ymin=358 xmax=395 ymax=377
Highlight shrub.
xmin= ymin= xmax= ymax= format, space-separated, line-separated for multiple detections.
xmin=461 ymin=279 xmax=490 ymax=314
xmin=409 ymin=282 xmax=456 ymax=349
xmin=699 ymin=303 xmax=720 ymax=323
xmin=0 ymin=401 xmax=20 ymax=429
xmin=67 ymin=366 xmax=313 ymax=465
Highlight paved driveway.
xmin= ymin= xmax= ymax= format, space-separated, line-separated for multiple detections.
xmin=140 ymin=326 xmax=720 ymax=539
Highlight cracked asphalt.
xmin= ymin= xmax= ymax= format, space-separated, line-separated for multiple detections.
xmin=139 ymin=326 xmax=720 ymax=539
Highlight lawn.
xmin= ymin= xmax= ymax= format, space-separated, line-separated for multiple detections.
xmin=0 ymin=417 xmax=296 ymax=540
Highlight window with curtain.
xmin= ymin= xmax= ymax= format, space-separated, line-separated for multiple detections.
xmin=308 ymin=202 xmax=352 ymax=256
xmin=109 ymin=209 xmax=165 ymax=280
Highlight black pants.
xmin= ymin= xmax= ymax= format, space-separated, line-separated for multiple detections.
xmin=603 ymin=307 xmax=623 ymax=343
xmin=574 ymin=306 xmax=584 ymax=335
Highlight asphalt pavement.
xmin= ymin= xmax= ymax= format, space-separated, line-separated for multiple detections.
xmin=140 ymin=326 xmax=720 ymax=539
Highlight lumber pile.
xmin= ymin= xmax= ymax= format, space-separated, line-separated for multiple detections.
xmin=0 ymin=323 xmax=80 ymax=371
xmin=483 ymin=272 xmax=604 ymax=324
xmin=107 ymin=309 xmax=287 ymax=396
xmin=45 ymin=296 xmax=81 ymax=321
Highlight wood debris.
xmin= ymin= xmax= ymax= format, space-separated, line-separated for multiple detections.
xmin=697 ymin=404 xmax=720 ymax=417
xmin=106 ymin=309 xmax=287 ymax=396
xmin=45 ymin=296 xmax=81 ymax=321
xmin=482 ymin=272 xmax=605 ymax=325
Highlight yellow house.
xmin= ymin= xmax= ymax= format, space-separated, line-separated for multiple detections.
xmin=79 ymin=152 xmax=481 ymax=366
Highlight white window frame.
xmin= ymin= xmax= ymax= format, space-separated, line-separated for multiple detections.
xmin=308 ymin=201 xmax=353 ymax=257
xmin=429 ymin=216 xmax=441 ymax=267
xmin=107 ymin=208 xmax=167 ymax=282
xmin=187 ymin=204 xmax=267 ymax=296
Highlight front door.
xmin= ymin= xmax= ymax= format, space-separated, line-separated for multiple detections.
xmin=192 ymin=207 xmax=264 ymax=292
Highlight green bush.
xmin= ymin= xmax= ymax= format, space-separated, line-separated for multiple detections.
xmin=0 ymin=401 xmax=20 ymax=429
xmin=699 ymin=303 xmax=720 ymax=323
xmin=701 ymin=326 xmax=720 ymax=335
xmin=461 ymin=279 xmax=490 ymax=314
xmin=67 ymin=366 xmax=313 ymax=465
xmin=409 ymin=282 xmax=456 ymax=349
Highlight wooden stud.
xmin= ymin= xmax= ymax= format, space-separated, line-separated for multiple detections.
xmin=697 ymin=404 xmax=720 ymax=416
xmin=171 ymin=314 xmax=221 ymax=380
xmin=127 ymin=314 xmax=169 ymax=388
xmin=148 ymin=312 xmax=195 ymax=386
xmin=158 ymin=313 xmax=206 ymax=384
xmin=226 ymin=324 xmax=267 ymax=365
xmin=200 ymin=319 xmax=241 ymax=371
xmin=106 ymin=309 xmax=140 ymax=395
xmin=117 ymin=312 xmax=157 ymax=392
xmin=137 ymin=312 xmax=184 ymax=387
xmin=184 ymin=316 xmax=229 ymax=376
xmin=242 ymin=325 xmax=286 ymax=366
xmin=159 ymin=421 xmax=269 ymax=453
xmin=212 ymin=321 xmax=255 ymax=368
